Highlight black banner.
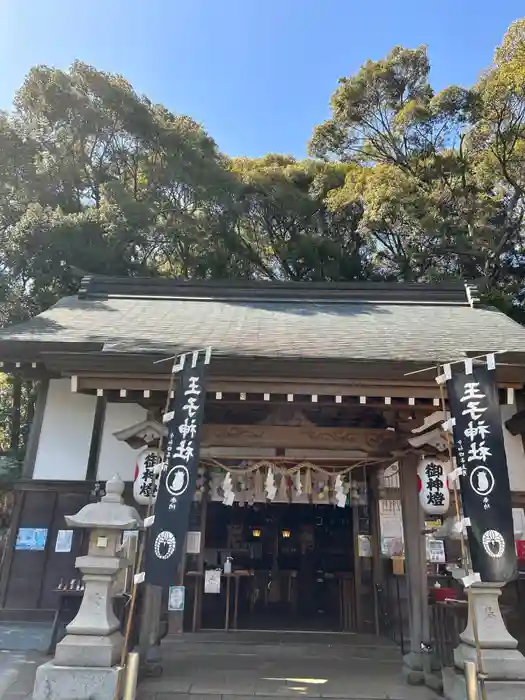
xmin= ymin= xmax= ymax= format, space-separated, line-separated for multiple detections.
xmin=145 ymin=355 xmax=208 ymax=587
xmin=446 ymin=364 xmax=516 ymax=583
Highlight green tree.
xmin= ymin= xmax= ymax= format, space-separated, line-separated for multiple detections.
xmin=309 ymin=22 xmax=525 ymax=318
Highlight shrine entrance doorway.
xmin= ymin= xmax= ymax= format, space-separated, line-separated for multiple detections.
xmin=194 ymin=463 xmax=378 ymax=634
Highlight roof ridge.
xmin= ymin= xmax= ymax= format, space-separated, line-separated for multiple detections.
xmin=78 ymin=275 xmax=470 ymax=305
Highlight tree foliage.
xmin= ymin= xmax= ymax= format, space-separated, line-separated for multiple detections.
xmin=1 ymin=22 xmax=525 ymax=328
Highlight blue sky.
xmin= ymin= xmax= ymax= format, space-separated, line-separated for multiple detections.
xmin=0 ymin=1 xmax=523 ymax=158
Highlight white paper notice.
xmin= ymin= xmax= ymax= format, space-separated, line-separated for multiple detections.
xmin=204 ymin=569 xmax=221 ymax=594
xmin=186 ymin=531 xmax=201 ymax=555
xmin=427 ymin=537 xmax=446 ymax=563
xmin=55 ymin=530 xmax=73 ymax=553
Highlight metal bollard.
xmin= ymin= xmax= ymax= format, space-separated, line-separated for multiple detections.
xmin=464 ymin=661 xmax=479 ymax=700
xmin=122 ymin=651 xmax=140 ymax=700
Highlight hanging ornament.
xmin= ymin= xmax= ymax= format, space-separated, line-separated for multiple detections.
xmin=222 ymin=472 xmax=235 ymax=506
xmin=304 ymin=468 xmax=312 ymax=495
xmin=334 ymin=474 xmax=347 ymax=508
xmin=265 ymin=468 xmax=277 ymax=501
xmin=278 ymin=473 xmax=288 ymax=501
xmin=253 ymin=468 xmax=264 ymax=501
xmin=294 ymin=470 xmax=303 ymax=496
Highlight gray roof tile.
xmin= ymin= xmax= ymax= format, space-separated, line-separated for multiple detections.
xmin=1 ymin=293 xmax=524 ymax=363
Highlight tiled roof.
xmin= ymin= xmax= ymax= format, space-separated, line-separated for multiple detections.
xmin=0 ymin=277 xmax=524 ymax=363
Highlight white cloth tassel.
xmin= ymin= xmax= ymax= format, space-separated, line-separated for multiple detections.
xmin=222 ymin=473 xmax=234 ymax=506
xmin=265 ymin=468 xmax=277 ymax=501
xmin=295 ymin=470 xmax=303 ymax=496
xmin=334 ymin=475 xmax=346 ymax=508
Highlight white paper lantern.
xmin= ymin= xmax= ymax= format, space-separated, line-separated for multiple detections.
xmin=133 ymin=447 xmax=164 ymax=505
xmin=417 ymin=457 xmax=450 ymax=515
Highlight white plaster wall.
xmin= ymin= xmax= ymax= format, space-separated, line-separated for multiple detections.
xmin=33 ymin=379 xmax=97 ymax=480
xmin=501 ymin=404 xmax=525 ymax=492
xmin=97 ymin=402 xmax=148 ymax=481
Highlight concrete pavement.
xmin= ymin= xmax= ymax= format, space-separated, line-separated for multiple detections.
xmin=0 ymin=630 xmax=440 ymax=700
xmin=137 ymin=632 xmax=440 ymax=700
xmin=0 ymin=650 xmax=42 ymax=700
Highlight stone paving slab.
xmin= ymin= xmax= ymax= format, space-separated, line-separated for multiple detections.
xmin=137 ymin=634 xmax=439 ymax=700
xmin=0 ymin=624 xmax=52 ymax=653
xmin=0 ymin=650 xmax=42 ymax=700
xmin=0 ymin=633 xmax=437 ymax=700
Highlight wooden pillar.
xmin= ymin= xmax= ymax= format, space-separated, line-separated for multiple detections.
xmin=21 ymin=378 xmax=49 ymax=479
xmin=398 ymin=453 xmax=428 ymax=684
xmin=193 ymin=485 xmax=209 ymax=632
xmin=369 ymin=467 xmax=384 ymax=637
xmin=352 ymin=498 xmax=362 ymax=632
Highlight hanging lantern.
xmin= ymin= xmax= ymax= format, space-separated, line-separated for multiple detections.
xmin=133 ymin=447 xmax=164 ymax=505
xmin=417 ymin=457 xmax=450 ymax=515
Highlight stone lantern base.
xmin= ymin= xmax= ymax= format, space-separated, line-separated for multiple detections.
xmin=443 ymin=583 xmax=525 ymax=700
xmin=33 ymin=663 xmax=121 ymax=700
xmin=443 ymin=668 xmax=525 ymax=700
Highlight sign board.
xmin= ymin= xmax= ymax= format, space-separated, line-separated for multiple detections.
xmin=15 ymin=528 xmax=48 ymax=551
xmin=446 ymin=363 xmax=517 ymax=583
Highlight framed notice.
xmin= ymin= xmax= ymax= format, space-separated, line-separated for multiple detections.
xmin=55 ymin=530 xmax=73 ymax=553
xmin=186 ymin=531 xmax=201 ymax=555
xmin=168 ymin=586 xmax=185 ymax=611
xmin=204 ymin=569 xmax=221 ymax=594
xmin=15 ymin=528 xmax=48 ymax=551
xmin=426 ymin=537 xmax=446 ymax=563
xmin=358 ymin=534 xmax=372 ymax=557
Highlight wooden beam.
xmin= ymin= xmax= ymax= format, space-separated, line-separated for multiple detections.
xmin=74 ymin=373 xmax=523 ymax=398
xmin=201 ymin=424 xmax=401 ymax=454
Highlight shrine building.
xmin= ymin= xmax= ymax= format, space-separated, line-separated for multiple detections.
xmin=2 ymin=276 xmax=525 ymax=674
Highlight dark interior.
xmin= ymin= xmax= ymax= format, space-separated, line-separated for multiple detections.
xmin=200 ymin=501 xmax=357 ymax=631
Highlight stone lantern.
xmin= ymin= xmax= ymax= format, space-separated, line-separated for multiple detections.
xmin=33 ymin=474 xmax=142 ymax=700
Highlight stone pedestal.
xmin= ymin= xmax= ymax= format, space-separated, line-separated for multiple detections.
xmin=443 ymin=582 xmax=525 ymax=700
xmin=33 ymin=663 xmax=121 ymax=700
xmin=33 ymin=475 xmax=141 ymax=700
